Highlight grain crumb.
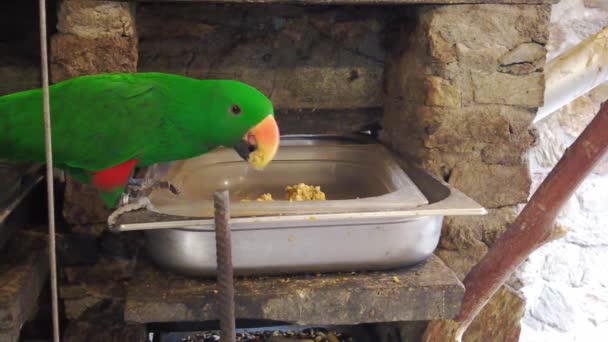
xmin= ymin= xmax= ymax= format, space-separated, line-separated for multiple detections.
xmin=245 ymin=183 xmax=327 ymax=201
xmin=285 ymin=183 xmax=326 ymax=201
xmin=249 ymin=150 xmax=266 ymax=169
xmin=256 ymin=193 xmax=273 ymax=201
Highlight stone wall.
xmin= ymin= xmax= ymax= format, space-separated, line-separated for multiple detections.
xmin=518 ymin=0 xmax=608 ymax=340
xmin=51 ymin=0 xmax=137 ymax=83
xmin=137 ymin=3 xmax=389 ymax=134
xmin=380 ymin=4 xmax=551 ymax=340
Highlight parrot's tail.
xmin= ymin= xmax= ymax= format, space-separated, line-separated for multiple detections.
xmin=0 ymin=84 xmax=54 ymax=159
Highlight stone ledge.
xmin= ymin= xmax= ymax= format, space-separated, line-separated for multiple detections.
xmin=0 ymin=327 xmax=20 ymax=342
xmin=125 ymin=255 xmax=464 ymax=325
xmin=125 ymin=1 xmax=559 ymax=4
xmin=0 ymin=230 xmax=49 ymax=332
xmin=63 ymin=300 xmax=147 ymax=342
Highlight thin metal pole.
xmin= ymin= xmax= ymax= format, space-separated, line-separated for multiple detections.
xmin=38 ymin=0 xmax=60 ymax=341
xmin=213 ymin=190 xmax=236 ymax=342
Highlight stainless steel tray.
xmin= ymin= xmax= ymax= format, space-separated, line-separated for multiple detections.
xmin=141 ymin=142 xmax=429 ymax=218
xmin=110 ymin=135 xmax=486 ymax=277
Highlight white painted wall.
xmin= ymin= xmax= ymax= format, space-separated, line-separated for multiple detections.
xmin=518 ymin=1 xmax=608 ymax=341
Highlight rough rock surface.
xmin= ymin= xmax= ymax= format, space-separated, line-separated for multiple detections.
xmin=0 ymin=55 xmax=39 ymax=96
xmin=0 ymin=230 xmax=49 ymax=341
xmin=463 ymin=285 xmax=526 ymax=342
xmin=545 ymin=0 xmax=608 ymax=61
xmin=57 ymin=0 xmax=136 ymax=39
xmin=58 ymin=228 xmax=143 ymax=321
xmin=437 ymin=207 xmax=517 ymax=279
xmin=137 ymin=3 xmax=388 ymax=133
xmin=380 ymin=4 xmax=550 ymax=340
xmin=52 ymin=0 xmax=137 ymax=83
xmin=62 ymin=300 xmax=147 ymax=342
xmin=62 ymin=178 xmax=113 ymax=225
xmin=125 ymin=256 xmax=464 ymax=325
xmin=50 ymin=34 xmax=138 ymax=84
xmin=517 ymin=1 xmax=608 ymax=341
xmin=275 ymin=108 xmax=382 ymax=135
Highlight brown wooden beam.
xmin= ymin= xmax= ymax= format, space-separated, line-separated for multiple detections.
xmin=423 ymin=100 xmax=608 ymax=341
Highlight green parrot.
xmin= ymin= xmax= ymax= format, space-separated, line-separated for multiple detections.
xmin=0 ymin=72 xmax=280 ymax=208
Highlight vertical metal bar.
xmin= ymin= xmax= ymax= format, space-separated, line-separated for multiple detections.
xmin=213 ymin=190 xmax=236 ymax=342
xmin=38 ymin=1 xmax=60 ymax=341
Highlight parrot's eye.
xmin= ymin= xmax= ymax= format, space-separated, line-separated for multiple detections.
xmin=230 ymin=104 xmax=242 ymax=115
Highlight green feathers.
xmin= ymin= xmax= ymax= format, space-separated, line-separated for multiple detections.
xmin=0 ymin=72 xmax=275 ymax=208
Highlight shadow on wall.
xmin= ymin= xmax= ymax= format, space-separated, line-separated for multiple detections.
xmin=136 ymin=4 xmax=400 ymax=112
xmin=0 ymin=1 xmax=58 ymax=96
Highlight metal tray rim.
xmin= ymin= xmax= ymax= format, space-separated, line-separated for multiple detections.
xmin=111 ymin=160 xmax=487 ymax=232
xmin=143 ymin=143 xmax=430 ymax=216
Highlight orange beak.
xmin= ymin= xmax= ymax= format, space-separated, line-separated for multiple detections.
xmin=233 ymin=115 xmax=280 ymax=170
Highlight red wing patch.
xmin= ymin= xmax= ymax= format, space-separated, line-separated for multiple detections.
xmin=92 ymin=159 xmax=138 ymax=191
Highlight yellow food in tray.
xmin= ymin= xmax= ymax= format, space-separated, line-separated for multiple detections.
xmin=243 ymin=183 xmax=326 ymax=202
xmin=285 ymin=183 xmax=326 ymax=201
xmin=256 ymin=193 xmax=273 ymax=201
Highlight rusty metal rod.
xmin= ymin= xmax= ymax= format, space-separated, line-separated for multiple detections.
xmin=423 ymin=100 xmax=608 ymax=341
xmin=214 ymin=190 xmax=236 ymax=342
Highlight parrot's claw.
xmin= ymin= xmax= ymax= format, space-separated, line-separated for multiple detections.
xmin=107 ymin=197 xmax=154 ymax=228
xmin=125 ymin=179 xmax=180 ymax=197
xmin=168 ymin=183 xmax=180 ymax=195
xmin=127 ymin=178 xmax=146 ymax=186
xmin=159 ymin=182 xmax=179 ymax=195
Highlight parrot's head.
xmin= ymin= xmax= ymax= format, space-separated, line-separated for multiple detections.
xmin=206 ymin=80 xmax=280 ymax=170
